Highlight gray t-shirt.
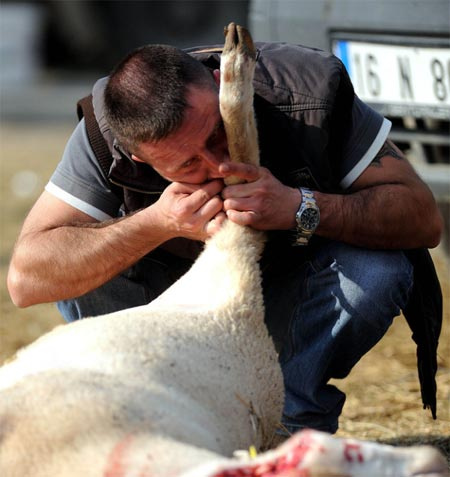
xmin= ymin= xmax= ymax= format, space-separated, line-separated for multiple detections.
xmin=46 ymin=97 xmax=391 ymax=220
xmin=46 ymin=118 xmax=122 ymax=220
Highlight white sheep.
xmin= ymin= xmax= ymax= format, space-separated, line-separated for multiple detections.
xmin=0 ymin=23 xmax=447 ymax=477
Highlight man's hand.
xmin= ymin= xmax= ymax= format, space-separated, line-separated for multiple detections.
xmin=153 ymin=179 xmax=226 ymax=241
xmin=219 ymin=162 xmax=300 ymax=231
xmin=218 ymin=138 xmax=443 ymax=250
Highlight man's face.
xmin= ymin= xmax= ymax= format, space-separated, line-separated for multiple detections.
xmin=133 ymin=85 xmax=229 ymax=184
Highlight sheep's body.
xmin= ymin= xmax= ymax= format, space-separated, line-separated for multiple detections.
xmin=0 ymin=221 xmax=281 ymax=477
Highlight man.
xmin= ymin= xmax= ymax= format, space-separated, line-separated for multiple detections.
xmin=7 ymin=41 xmax=443 ymax=435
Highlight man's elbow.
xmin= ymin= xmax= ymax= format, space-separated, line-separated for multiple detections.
xmin=7 ymin=266 xmax=36 ymax=308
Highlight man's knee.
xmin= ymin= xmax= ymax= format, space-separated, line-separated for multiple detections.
xmin=56 ymin=255 xmax=183 ymax=322
xmin=57 ymin=273 xmax=149 ymax=322
xmin=325 ymin=243 xmax=414 ymax=326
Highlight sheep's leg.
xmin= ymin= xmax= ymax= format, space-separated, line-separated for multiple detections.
xmin=183 ymin=429 xmax=449 ymax=477
xmin=219 ymin=22 xmax=259 ymax=184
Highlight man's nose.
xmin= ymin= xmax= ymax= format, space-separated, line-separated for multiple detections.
xmin=200 ymin=149 xmax=224 ymax=174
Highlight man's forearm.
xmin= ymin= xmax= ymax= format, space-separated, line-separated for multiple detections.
xmin=315 ymin=183 xmax=442 ymax=249
xmin=7 ymin=209 xmax=169 ymax=307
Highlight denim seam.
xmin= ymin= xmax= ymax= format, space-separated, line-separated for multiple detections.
xmin=283 ymin=268 xmax=311 ymax=363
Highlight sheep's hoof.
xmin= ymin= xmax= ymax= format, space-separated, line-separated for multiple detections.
xmin=223 ymin=22 xmax=256 ymax=62
xmin=193 ymin=430 xmax=449 ymax=477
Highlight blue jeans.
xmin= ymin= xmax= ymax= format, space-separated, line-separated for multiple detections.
xmin=57 ymin=241 xmax=413 ymax=434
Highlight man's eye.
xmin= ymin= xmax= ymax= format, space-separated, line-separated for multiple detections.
xmin=180 ymin=158 xmax=195 ymax=169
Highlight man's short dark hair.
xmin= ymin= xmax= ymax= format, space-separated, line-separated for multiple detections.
xmin=104 ymin=44 xmax=216 ymax=152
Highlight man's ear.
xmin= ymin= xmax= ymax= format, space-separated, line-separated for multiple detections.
xmin=131 ymin=154 xmax=146 ymax=163
xmin=213 ymin=69 xmax=220 ymax=86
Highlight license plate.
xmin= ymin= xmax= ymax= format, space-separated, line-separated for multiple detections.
xmin=333 ymin=39 xmax=450 ymax=119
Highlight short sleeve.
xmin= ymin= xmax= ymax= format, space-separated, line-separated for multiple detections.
xmin=45 ymin=119 xmax=123 ymax=220
xmin=339 ymin=97 xmax=391 ymax=189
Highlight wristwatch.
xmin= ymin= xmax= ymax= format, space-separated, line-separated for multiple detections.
xmin=294 ymin=188 xmax=320 ymax=246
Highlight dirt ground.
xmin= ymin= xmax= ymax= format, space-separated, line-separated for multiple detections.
xmin=1 ymin=121 xmax=449 ymax=464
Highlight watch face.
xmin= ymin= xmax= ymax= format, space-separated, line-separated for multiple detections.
xmin=300 ymin=207 xmax=320 ymax=231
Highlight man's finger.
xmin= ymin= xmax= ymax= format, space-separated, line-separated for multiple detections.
xmin=221 ymin=182 xmax=257 ymax=200
xmin=223 ymin=197 xmax=257 ymax=212
xmin=182 ymin=181 xmax=224 ymax=210
xmin=205 ymin=211 xmax=227 ymax=237
xmin=219 ymin=162 xmax=260 ymax=182
xmin=225 ymin=209 xmax=258 ymax=227
xmin=195 ymin=195 xmax=223 ymax=221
